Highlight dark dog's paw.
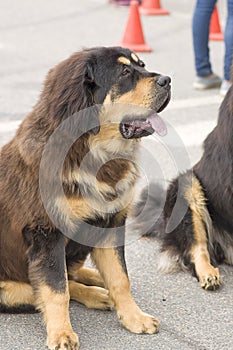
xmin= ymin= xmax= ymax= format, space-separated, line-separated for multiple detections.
xmin=199 ymin=266 xmax=221 ymax=291
xmin=47 ymin=331 xmax=79 ymax=350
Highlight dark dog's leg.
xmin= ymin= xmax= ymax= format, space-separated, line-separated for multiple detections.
xmin=23 ymin=226 xmax=79 ymax=350
xmin=91 ymin=227 xmax=159 ymax=334
xmin=186 ymin=178 xmax=221 ymax=290
xmin=190 ymin=216 xmax=221 ymax=290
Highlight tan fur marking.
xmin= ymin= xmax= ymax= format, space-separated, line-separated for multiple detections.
xmin=38 ymin=284 xmax=79 ymax=349
xmin=69 ymin=280 xmax=113 ymax=310
xmin=68 ymin=264 xmax=104 ymax=287
xmin=118 ymin=56 xmax=131 ymax=66
xmin=0 ymin=281 xmax=34 ymax=306
xmin=90 ymin=123 xmax=121 ymax=143
xmin=64 ymin=180 xmax=135 ymax=222
xmin=131 ymin=53 xmax=139 ymax=63
xmin=67 ymin=197 xmax=93 ymax=220
xmin=64 ymin=167 xmax=117 ymax=202
xmin=185 ymin=177 xmax=207 ymax=217
xmin=63 ymin=184 xmax=126 ymax=222
xmin=102 ymin=92 xmax=112 ymax=105
xmin=185 ymin=178 xmax=221 ymax=290
xmin=92 ymin=247 xmax=159 ymax=334
xmin=38 ymin=284 xmax=70 ymax=322
xmin=88 ymin=122 xmax=139 ymax=163
xmin=190 ymin=243 xmax=220 ymax=290
xmin=114 ymin=207 xmax=129 ymax=225
xmin=114 ymin=78 xmax=155 ymax=108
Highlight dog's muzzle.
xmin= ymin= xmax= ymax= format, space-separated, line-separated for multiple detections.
xmin=120 ymin=113 xmax=167 ymax=139
xmin=120 ymin=75 xmax=171 ymax=139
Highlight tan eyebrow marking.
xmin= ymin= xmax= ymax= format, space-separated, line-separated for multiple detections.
xmin=131 ymin=53 xmax=139 ymax=63
xmin=118 ymin=56 xmax=131 ymax=66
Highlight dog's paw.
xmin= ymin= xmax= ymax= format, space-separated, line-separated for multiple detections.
xmin=84 ymin=286 xmax=114 ymax=310
xmin=199 ymin=266 xmax=221 ymax=290
xmin=118 ymin=310 xmax=160 ymax=334
xmin=47 ymin=331 xmax=79 ymax=350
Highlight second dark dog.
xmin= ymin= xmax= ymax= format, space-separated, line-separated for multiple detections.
xmin=133 ymin=83 xmax=233 ymax=291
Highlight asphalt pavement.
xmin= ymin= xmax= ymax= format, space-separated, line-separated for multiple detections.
xmin=0 ymin=1 xmax=233 ymax=349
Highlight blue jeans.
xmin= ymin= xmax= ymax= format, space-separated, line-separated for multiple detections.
xmin=192 ymin=0 xmax=233 ymax=81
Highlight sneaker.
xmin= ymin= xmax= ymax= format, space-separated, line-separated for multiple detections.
xmin=193 ymin=73 xmax=222 ymax=90
xmin=220 ymin=80 xmax=232 ymax=97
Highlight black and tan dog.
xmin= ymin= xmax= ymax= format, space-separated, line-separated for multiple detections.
xmin=133 ymin=82 xmax=233 ymax=291
xmin=0 ymin=47 xmax=171 ymax=349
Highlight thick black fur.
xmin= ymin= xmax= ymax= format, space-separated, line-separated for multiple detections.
xmin=134 ymin=83 xmax=233 ymax=281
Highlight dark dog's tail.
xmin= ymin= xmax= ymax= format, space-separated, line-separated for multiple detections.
xmin=127 ymin=183 xmax=166 ymax=239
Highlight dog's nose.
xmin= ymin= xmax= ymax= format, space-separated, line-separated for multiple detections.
xmin=157 ymin=75 xmax=171 ymax=88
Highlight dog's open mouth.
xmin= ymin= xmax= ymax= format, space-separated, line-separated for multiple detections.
xmin=120 ymin=113 xmax=167 ymax=139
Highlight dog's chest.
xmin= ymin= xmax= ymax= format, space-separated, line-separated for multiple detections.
xmin=76 ymin=159 xmax=137 ymax=211
xmin=60 ymin=137 xmax=140 ymax=227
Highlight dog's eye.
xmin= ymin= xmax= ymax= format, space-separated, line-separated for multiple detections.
xmin=122 ymin=66 xmax=131 ymax=76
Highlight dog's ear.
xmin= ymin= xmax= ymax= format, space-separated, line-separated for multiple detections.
xmin=85 ymin=62 xmax=95 ymax=84
xmin=46 ymin=56 xmax=100 ymax=135
xmin=78 ymin=62 xmax=100 ymax=135
xmin=83 ymin=61 xmax=96 ymax=106
xmin=83 ymin=61 xmax=107 ymax=106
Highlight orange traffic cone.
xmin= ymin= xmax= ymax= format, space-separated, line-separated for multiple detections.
xmin=209 ymin=5 xmax=224 ymax=41
xmin=119 ymin=0 xmax=152 ymax=52
xmin=140 ymin=0 xmax=169 ymax=16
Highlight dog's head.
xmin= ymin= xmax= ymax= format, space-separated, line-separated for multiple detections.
xmin=45 ymin=47 xmax=170 ymax=139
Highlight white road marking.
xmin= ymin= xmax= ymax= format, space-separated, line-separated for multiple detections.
xmin=167 ymin=94 xmax=222 ymax=110
xmin=0 ymin=120 xmax=21 ymax=133
xmin=145 ymin=119 xmax=216 ymax=149
xmin=166 ymin=120 xmax=216 ymax=147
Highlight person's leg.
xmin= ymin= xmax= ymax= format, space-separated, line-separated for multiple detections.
xmin=223 ymin=0 xmax=233 ymax=81
xmin=192 ymin=0 xmax=217 ymax=76
xmin=220 ymin=0 xmax=233 ymax=96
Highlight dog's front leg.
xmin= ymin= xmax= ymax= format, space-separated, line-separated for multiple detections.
xmin=23 ymin=226 xmax=79 ymax=350
xmin=91 ymin=229 xmax=159 ymax=334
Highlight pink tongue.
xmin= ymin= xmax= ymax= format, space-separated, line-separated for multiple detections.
xmin=146 ymin=114 xmax=167 ymax=136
